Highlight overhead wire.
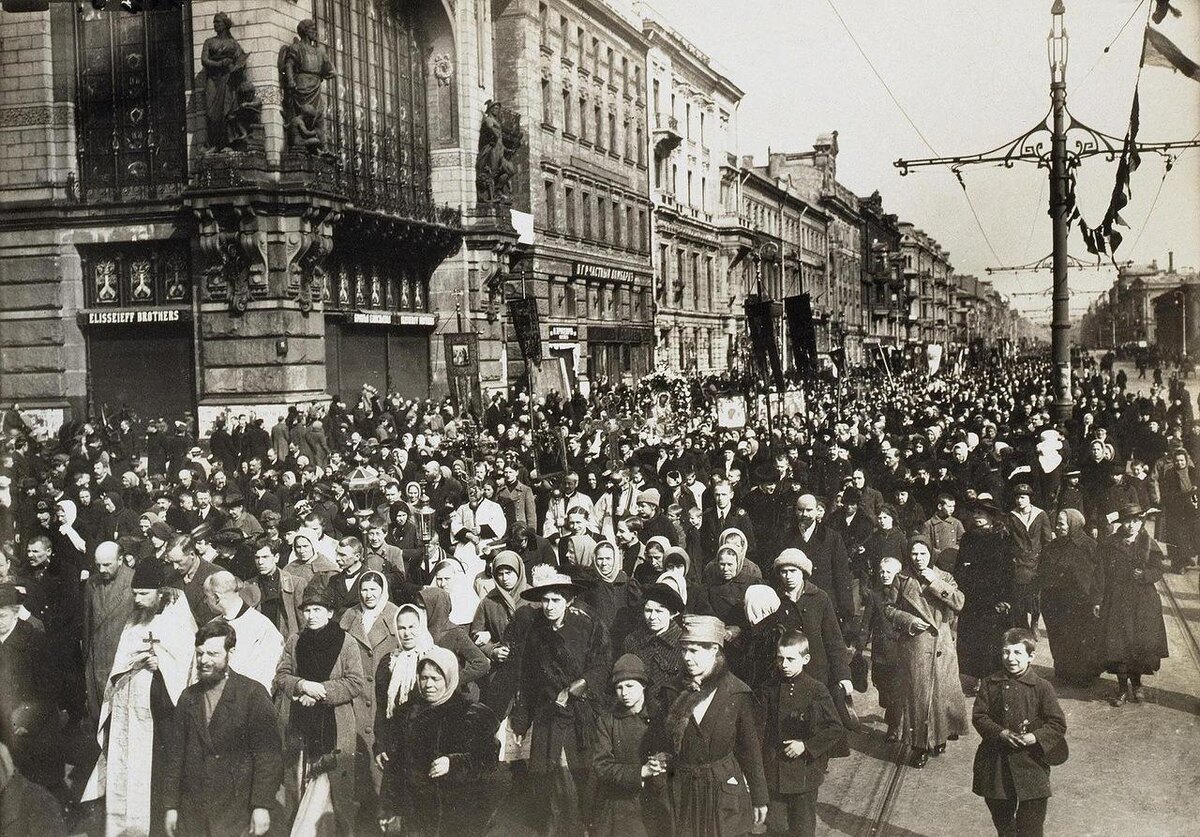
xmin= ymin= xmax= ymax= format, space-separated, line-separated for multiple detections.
xmin=820 ymin=0 xmax=1007 ymax=265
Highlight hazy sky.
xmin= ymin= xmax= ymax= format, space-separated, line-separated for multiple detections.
xmin=635 ymin=0 xmax=1200 ymax=322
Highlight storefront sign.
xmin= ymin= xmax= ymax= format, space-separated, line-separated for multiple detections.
xmin=80 ymin=308 xmax=190 ymax=326
xmin=347 ymin=311 xmax=437 ymax=327
xmin=588 ymin=325 xmax=653 ymax=344
xmin=548 ymin=324 xmax=578 ymax=342
xmin=572 ymin=262 xmax=638 ymax=284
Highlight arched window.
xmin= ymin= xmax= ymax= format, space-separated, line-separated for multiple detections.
xmin=73 ymin=5 xmax=188 ymax=203
xmin=316 ymin=0 xmax=433 ymax=214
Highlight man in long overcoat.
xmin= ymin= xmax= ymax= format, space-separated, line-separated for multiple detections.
xmin=162 ymin=620 xmax=282 ymax=837
xmin=83 ymin=541 xmax=134 ymax=722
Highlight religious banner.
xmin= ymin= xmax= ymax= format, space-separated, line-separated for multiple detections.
xmin=716 ymin=395 xmax=747 ymax=429
xmin=443 ymin=332 xmax=482 ymax=417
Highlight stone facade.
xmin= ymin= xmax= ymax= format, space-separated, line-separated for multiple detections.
xmin=898 ymin=221 xmax=954 ymax=346
xmin=643 ymin=8 xmax=742 ymax=373
xmin=0 ymin=1 xmax=489 ymax=433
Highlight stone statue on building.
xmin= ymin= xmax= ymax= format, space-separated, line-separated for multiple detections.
xmin=280 ymin=19 xmax=336 ymax=154
xmin=475 ymin=100 xmax=521 ymax=204
xmin=200 ymin=13 xmax=261 ymax=151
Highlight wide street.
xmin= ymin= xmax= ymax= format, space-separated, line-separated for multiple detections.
xmin=816 ymin=361 xmax=1200 ymax=836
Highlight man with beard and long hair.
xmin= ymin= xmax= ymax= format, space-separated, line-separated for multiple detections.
xmin=83 ymin=559 xmax=197 ymax=837
xmin=162 ymin=619 xmax=282 ymax=837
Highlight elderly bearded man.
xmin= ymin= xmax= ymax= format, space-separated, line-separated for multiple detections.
xmin=162 ymin=620 xmax=282 ymax=837
xmin=83 ymin=559 xmax=197 ymax=837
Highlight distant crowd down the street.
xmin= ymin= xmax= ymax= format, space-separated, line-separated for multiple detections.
xmin=0 ymin=347 xmax=1197 ymax=836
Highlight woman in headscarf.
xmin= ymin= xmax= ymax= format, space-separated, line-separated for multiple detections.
xmin=729 ymin=584 xmax=781 ymax=688
xmin=883 ymin=536 xmax=969 ymax=768
xmin=377 ymin=648 xmax=500 ymax=837
xmin=470 ymin=550 xmax=534 ymax=714
xmin=863 ymin=505 xmax=908 ymax=583
xmin=275 ymin=581 xmax=365 ymax=835
xmin=631 ymin=535 xmax=670 ymax=586
xmin=374 ymin=604 xmax=435 ymax=764
xmin=287 ymin=531 xmax=339 ymax=581
xmin=620 ymin=581 xmax=685 ymax=705
xmin=855 ymin=556 xmax=905 ymax=741
xmin=338 ymin=570 xmax=400 ymax=812
xmin=693 ymin=543 xmax=755 ymax=631
xmin=582 ymin=539 xmax=641 ymax=650
xmin=559 ymin=533 xmax=597 ymax=570
xmin=1037 ymin=508 xmax=1105 ymax=687
xmin=418 ymin=585 xmax=491 ymax=700
xmin=701 ymin=528 xmax=764 ymax=584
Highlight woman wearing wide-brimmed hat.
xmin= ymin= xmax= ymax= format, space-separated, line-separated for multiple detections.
xmin=509 ymin=570 xmax=611 ymax=834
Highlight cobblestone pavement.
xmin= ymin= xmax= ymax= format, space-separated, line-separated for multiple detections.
xmin=817 ymin=361 xmax=1200 ymax=836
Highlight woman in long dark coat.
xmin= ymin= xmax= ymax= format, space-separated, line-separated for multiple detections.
xmin=377 ymin=647 xmax=499 ymax=836
xmin=660 ymin=615 xmax=768 ymax=836
xmin=583 ymin=540 xmax=642 ymax=650
xmin=1037 ymin=508 xmax=1105 ymax=687
xmin=469 ymin=550 xmax=531 ymax=714
xmin=1098 ymin=506 xmax=1170 ymax=706
xmin=882 ymin=538 xmax=969 ymax=767
xmin=955 ymin=507 xmax=1016 ymax=688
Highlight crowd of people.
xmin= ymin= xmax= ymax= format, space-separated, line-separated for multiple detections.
xmin=0 ymin=350 xmax=1194 ymax=837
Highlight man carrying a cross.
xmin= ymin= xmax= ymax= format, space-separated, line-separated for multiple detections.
xmin=83 ymin=559 xmax=197 ymax=837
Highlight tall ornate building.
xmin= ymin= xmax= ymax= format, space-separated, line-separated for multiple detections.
xmin=0 ymin=0 xmax=510 ymax=430
xmin=642 ymin=6 xmax=742 ymax=373
xmin=489 ymin=0 xmax=654 ymax=391
xmin=858 ymin=191 xmax=903 ymax=351
xmin=898 ymin=222 xmax=954 ymax=346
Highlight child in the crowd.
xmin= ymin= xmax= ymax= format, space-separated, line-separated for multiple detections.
xmin=757 ymin=629 xmax=847 ymax=836
xmin=591 ymin=654 xmax=669 ymax=837
xmin=972 ymin=627 xmax=1068 ymax=837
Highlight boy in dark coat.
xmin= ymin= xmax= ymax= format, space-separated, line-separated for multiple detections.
xmin=591 ymin=654 xmax=670 ymax=837
xmin=758 ymin=629 xmax=847 ymax=836
xmin=972 ymin=628 xmax=1067 ymax=837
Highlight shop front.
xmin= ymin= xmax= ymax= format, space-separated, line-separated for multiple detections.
xmin=78 ymin=242 xmax=196 ymax=424
xmin=324 ymin=310 xmax=436 ymax=404
xmin=588 ymin=324 xmax=653 ymax=385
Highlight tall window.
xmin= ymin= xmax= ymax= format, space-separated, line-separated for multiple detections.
xmin=577 ymin=27 xmax=584 ymax=65
xmin=593 ymin=103 xmax=602 ymax=147
xmin=538 ymin=3 xmax=548 ymax=42
xmin=606 ymin=47 xmax=614 ymax=84
xmin=544 ymin=180 xmax=557 ymax=231
xmin=591 ymin=37 xmax=599 ymax=75
xmin=562 ymin=89 xmax=572 ymax=134
xmin=638 ymin=209 xmax=647 ymax=251
xmin=579 ymin=96 xmax=588 ymax=139
xmin=565 ymin=184 xmax=576 ymax=234
xmin=317 ymin=0 xmax=432 ymax=213
xmin=636 ymin=123 xmax=644 ymax=165
xmin=597 ymin=196 xmax=606 ymax=241
xmin=608 ymin=112 xmax=616 ymax=151
xmin=582 ymin=190 xmax=592 ymax=237
xmin=625 ymin=206 xmax=633 ymax=249
xmin=541 ymin=77 xmax=552 ymax=124
xmin=74 ymin=7 xmax=187 ymax=203
xmin=612 ymin=199 xmax=621 ymax=246
xmin=560 ymin=16 xmax=569 ymax=53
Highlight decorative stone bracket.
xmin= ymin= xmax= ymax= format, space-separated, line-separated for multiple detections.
xmin=195 ymin=203 xmax=269 ymax=315
xmin=284 ymin=205 xmax=340 ymax=315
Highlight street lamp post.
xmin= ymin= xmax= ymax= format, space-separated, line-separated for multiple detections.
xmin=895 ymin=1 xmax=1200 ymax=422
xmin=1048 ymin=0 xmax=1072 ymax=419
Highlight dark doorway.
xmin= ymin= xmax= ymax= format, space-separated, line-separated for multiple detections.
xmin=88 ymin=324 xmax=194 ymax=423
xmin=325 ymin=322 xmax=430 ymax=404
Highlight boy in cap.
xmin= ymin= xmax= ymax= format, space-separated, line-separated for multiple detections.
xmin=591 ymin=653 xmax=670 ymax=837
xmin=972 ymin=628 xmax=1067 ymax=837
xmin=758 ymin=629 xmax=847 ymax=836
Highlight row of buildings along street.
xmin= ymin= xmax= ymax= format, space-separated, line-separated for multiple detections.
xmin=0 ymin=0 xmax=1035 ymax=431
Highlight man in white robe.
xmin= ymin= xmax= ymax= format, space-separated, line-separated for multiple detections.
xmin=83 ymin=560 xmax=196 ymax=837
xmin=202 ymin=570 xmax=284 ymax=691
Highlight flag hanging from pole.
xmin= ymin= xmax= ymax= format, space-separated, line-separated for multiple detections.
xmin=1143 ymin=1 xmax=1200 ymax=81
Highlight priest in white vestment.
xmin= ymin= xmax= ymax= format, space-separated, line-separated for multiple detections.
xmin=83 ymin=560 xmax=196 ymax=837
xmin=202 ymin=570 xmax=284 ymax=690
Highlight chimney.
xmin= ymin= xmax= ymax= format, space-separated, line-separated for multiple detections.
xmin=741 ymin=154 xmax=756 ymax=169
xmin=767 ymin=152 xmax=785 ymax=179
xmin=1169 ymin=251 xmax=1175 ymax=273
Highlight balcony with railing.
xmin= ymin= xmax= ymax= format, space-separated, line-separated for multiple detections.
xmin=653 ymin=112 xmax=683 ymax=159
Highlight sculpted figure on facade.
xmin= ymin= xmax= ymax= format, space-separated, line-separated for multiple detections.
xmin=280 ymin=19 xmax=336 ymax=154
xmin=475 ymin=100 xmax=521 ymax=204
xmin=200 ymin=13 xmax=261 ymax=151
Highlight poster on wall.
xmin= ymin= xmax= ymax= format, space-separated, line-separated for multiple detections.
xmin=443 ymin=332 xmax=482 ymax=417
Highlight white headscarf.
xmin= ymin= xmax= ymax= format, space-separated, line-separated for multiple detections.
xmin=385 ymin=604 xmax=435 ymax=717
